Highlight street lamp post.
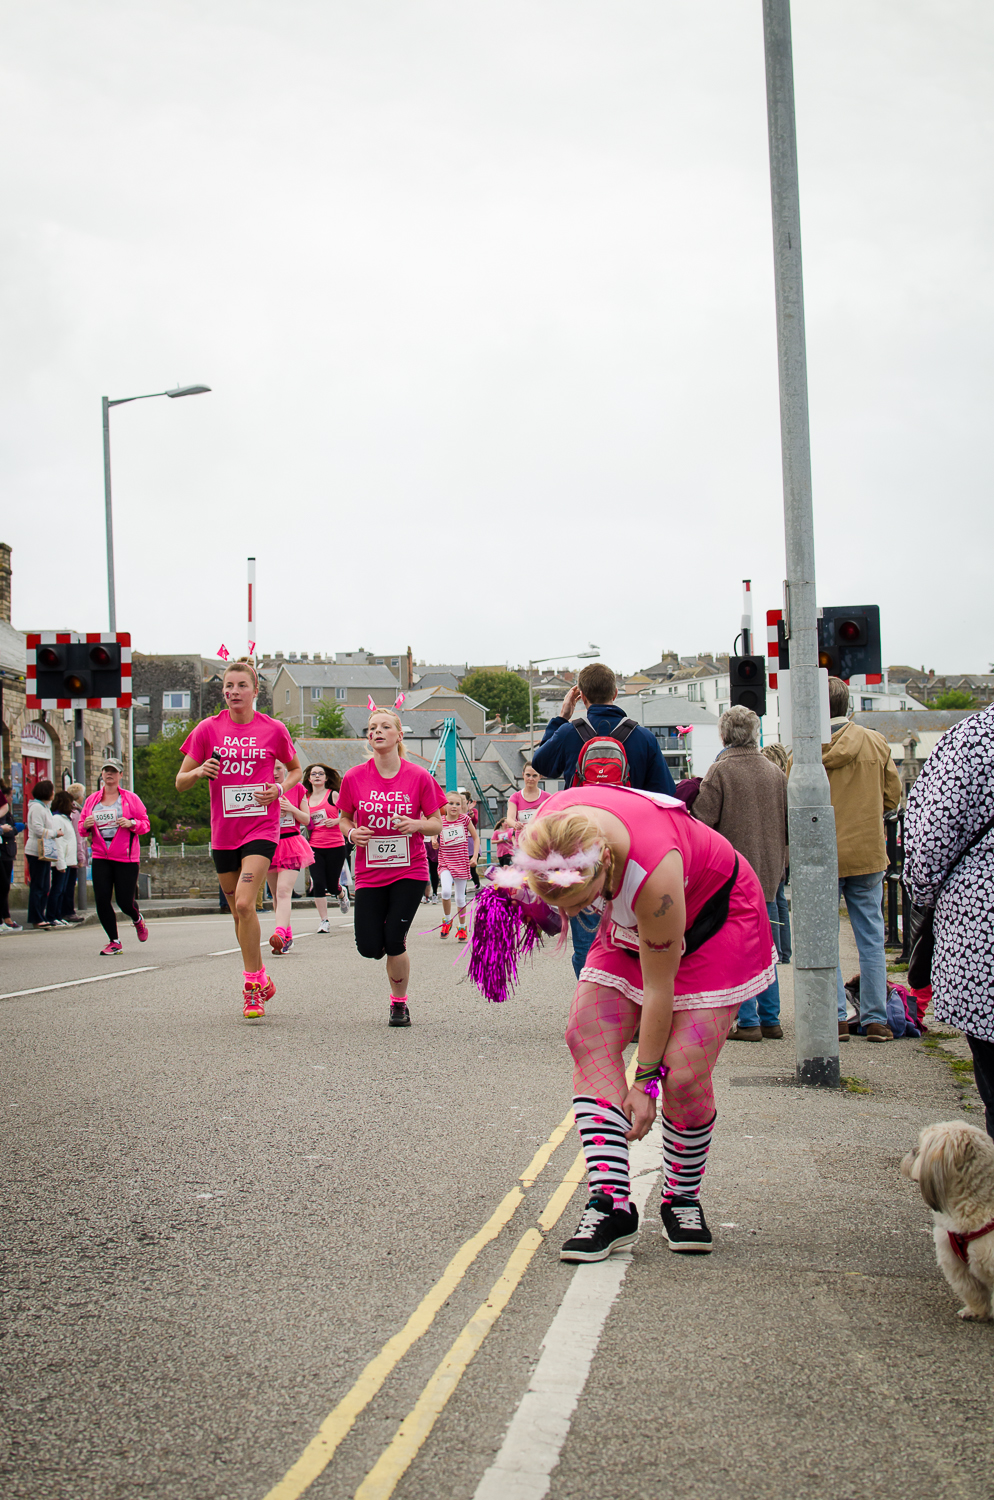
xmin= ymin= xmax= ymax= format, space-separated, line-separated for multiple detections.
xmin=101 ymin=384 xmax=211 ymax=756
xmin=528 ymin=645 xmax=600 ymax=752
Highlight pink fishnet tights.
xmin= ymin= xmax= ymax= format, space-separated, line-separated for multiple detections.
xmin=565 ymin=982 xmax=737 ymax=1130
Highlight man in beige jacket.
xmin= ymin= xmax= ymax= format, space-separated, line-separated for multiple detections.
xmin=823 ymin=677 xmax=903 ymax=1042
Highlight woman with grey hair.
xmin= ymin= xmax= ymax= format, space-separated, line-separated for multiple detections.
xmin=693 ymin=707 xmax=789 ymax=1039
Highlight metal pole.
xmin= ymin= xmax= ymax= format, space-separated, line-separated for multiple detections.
xmin=741 ymin=579 xmax=752 ymax=656
xmin=444 ymin=716 xmax=458 ymax=793
xmin=763 ymin=0 xmax=840 ymax=1088
xmin=528 ymin=661 xmax=534 ymax=753
xmin=102 ymin=396 xmax=122 ymax=759
xmin=247 ymin=556 xmax=256 ymax=657
xmin=73 ymin=708 xmax=87 ymax=912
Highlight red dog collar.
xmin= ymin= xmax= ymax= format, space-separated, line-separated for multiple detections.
xmin=948 ymin=1220 xmax=994 ymax=1263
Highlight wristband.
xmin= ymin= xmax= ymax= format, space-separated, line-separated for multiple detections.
xmin=634 ymin=1059 xmax=667 ymax=1099
xmin=348 ymin=828 xmax=358 ymax=845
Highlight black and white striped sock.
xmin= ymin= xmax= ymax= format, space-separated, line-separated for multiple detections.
xmin=660 ymin=1113 xmax=715 ymax=1203
xmin=574 ymin=1095 xmax=631 ymax=1211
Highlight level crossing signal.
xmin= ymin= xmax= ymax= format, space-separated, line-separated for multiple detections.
xmin=27 ymin=632 xmax=132 ymax=709
xmin=817 ymin=606 xmax=881 ymax=683
xmin=729 ymin=655 xmax=767 ymax=718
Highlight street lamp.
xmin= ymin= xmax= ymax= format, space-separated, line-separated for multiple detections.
xmin=101 ymin=384 xmax=211 ymax=755
xmin=528 ymin=645 xmax=600 ymax=751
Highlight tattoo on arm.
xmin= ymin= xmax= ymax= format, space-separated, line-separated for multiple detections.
xmin=652 ymin=894 xmax=674 ymax=918
xmin=644 ymin=937 xmax=674 ymax=951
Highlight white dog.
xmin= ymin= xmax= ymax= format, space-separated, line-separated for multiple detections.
xmin=902 ymin=1120 xmax=994 ymax=1322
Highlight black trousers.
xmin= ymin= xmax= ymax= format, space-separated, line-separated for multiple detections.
xmin=310 ymin=845 xmax=349 ymax=899
xmin=967 ymin=1036 xmax=994 ymax=1141
xmin=26 ymin=854 xmax=51 ymax=926
xmin=426 ymin=862 xmax=440 ymax=896
xmin=354 ymin=879 xmax=424 ymax=959
xmin=92 ymin=860 xmax=141 ymax=941
xmin=0 ymin=848 xmax=14 ymax=921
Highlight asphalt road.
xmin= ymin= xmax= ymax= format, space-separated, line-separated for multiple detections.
xmin=2 ymin=909 xmax=993 ymax=1500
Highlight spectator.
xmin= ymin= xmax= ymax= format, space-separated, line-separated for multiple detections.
xmin=532 ymin=660 xmax=677 ymax=978
xmin=47 ymin=791 xmax=78 ymax=926
xmin=761 ymin=743 xmax=792 ymax=964
xmin=823 ymin=676 xmax=902 ymax=1042
xmin=63 ymin=782 xmax=88 ymax=924
xmin=904 ymin=703 xmax=994 ymax=1136
xmin=693 ymin=706 xmax=788 ymax=1040
xmin=0 ymin=780 xmax=19 ymax=931
xmin=25 ymin=779 xmax=58 ymax=929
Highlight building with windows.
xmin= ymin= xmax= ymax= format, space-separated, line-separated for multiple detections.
xmin=269 ymin=662 xmax=402 ymax=729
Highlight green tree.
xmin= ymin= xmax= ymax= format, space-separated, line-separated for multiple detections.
xmin=460 ymin=669 xmax=531 ymax=728
xmin=929 ymin=690 xmax=976 ymax=711
xmin=273 ymin=713 xmax=306 ymax=739
xmin=135 ymin=721 xmax=212 ymax=828
xmin=312 ymin=699 xmax=347 ymax=738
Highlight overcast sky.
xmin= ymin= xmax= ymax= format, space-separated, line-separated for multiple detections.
xmin=2 ymin=1 xmax=990 ymax=675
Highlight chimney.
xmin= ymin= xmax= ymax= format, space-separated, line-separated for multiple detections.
xmin=0 ymin=542 xmax=11 ymax=624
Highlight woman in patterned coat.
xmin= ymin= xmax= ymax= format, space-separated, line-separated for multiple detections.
xmin=904 ymin=704 xmax=994 ymax=1137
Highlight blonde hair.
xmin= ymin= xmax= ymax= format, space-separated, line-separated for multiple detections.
xmin=223 ymin=657 xmax=259 ymax=691
xmin=761 ymin=742 xmax=791 ymax=775
xmin=367 ymin=708 xmax=406 ymax=758
xmin=517 ymin=810 xmax=607 ymax=906
xmin=67 ymin=782 xmax=86 ymax=802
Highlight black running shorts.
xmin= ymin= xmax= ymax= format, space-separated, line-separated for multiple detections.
xmin=212 ymin=840 xmax=277 ymax=875
xmin=353 ymin=879 xmax=425 ymax=959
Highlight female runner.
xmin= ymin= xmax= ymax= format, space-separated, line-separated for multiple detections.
xmin=337 ymin=708 xmax=446 ymax=1028
xmin=267 ymin=760 xmax=313 ymax=955
xmin=176 ymin=658 xmax=300 ymax=1019
xmin=506 ymin=763 xmax=551 ymax=832
xmin=80 ymin=758 xmax=151 ymax=953
xmin=507 ymin=785 xmax=774 ymax=1261
xmin=305 ymin=763 xmax=350 ymax=928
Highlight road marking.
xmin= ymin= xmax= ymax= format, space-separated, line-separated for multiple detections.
xmin=0 ymin=967 xmax=158 ymax=1002
xmin=260 ymin=1110 xmax=575 ymax=1500
xmin=472 ymin=1133 xmax=662 ymax=1500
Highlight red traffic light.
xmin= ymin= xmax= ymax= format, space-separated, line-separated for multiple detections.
xmin=836 ymin=618 xmax=866 ymax=645
xmin=89 ymin=645 xmax=112 ymax=667
xmin=38 ymin=646 xmax=60 ymax=668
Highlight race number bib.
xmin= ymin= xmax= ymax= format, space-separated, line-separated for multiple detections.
xmin=279 ymin=805 xmax=296 ymax=829
xmin=518 ymin=808 xmax=537 ymax=824
xmin=365 ymin=835 xmax=411 ymax=867
xmin=222 ymin=784 xmax=268 ymax=818
xmin=440 ymin=823 xmax=464 ymax=846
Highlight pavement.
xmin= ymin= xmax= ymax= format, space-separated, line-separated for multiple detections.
xmin=1 ymin=906 xmax=991 ymax=1500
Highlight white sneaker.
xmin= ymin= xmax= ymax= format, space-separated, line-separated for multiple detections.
xmin=339 ymin=891 xmax=350 ymax=915
xmin=317 ymin=919 xmax=330 ymax=933
xmin=430 ymin=893 xmax=439 ymax=905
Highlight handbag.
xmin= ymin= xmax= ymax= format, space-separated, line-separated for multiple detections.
xmin=907 ymin=811 xmax=994 ymax=989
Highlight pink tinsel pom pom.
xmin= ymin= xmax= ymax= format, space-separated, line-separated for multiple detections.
xmin=468 ymin=885 xmax=562 ymax=1003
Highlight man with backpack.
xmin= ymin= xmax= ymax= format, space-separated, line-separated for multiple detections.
xmin=532 ymin=661 xmax=676 ymax=976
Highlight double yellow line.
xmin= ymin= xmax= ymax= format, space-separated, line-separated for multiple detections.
xmin=263 ymin=1098 xmax=597 ymax=1500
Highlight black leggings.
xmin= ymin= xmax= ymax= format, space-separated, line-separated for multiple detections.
xmin=0 ymin=849 xmax=14 ymax=921
xmin=354 ymin=879 xmax=424 ymax=959
xmin=426 ymin=862 xmax=439 ymax=896
xmin=967 ymin=1036 xmax=994 ymax=1141
xmin=92 ymin=860 xmax=140 ymax=941
xmin=310 ymin=845 xmax=349 ymax=899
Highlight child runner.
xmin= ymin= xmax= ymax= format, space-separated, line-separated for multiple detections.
xmin=436 ymin=791 xmax=480 ymax=941
xmin=267 ymin=760 xmax=313 ymax=955
xmin=80 ymin=758 xmax=151 ymax=953
xmin=506 ymin=763 xmax=551 ymax=833
xmin=337 ymin=708 xmax=446 ymax=1028
xmin=505 ymin=785 xmax=774 ymax=1260
xmin=176 ymin=658 xmax=301 ymax=1020
xmin=492 ymin=817 xmax=515 ymax=867
xmin=305 ymin=763 xmax=350 ymax=929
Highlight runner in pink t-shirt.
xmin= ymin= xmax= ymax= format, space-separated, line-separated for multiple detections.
xmin=176 ymin=658 xmax=301 ymax=1020
xmin=433 ymin=791 xmax=479 ymax=941
xmin=336 ymin=708 xmax=447 ymax=1029
xmin=266 ymin=763 xmax=313 ymax=957
xmin=303 ymin=763 xmax=350 ymax=929
xmin=507 ymin=764 xmax=552 ymax=835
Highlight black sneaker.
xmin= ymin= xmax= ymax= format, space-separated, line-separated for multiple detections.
xmin=560 ymin=1193 xmax=639 ymax=1262
xmin=660 ymin=1196 xmax=713 ymax=1254
xmin=389 ymin=1001 xmax=411 ymax=1028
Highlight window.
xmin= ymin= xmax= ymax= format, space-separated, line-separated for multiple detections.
xmin=687 ymin=683 xmax=698 ymax=703
xmin=336 ymin=688 xmax=347 ymax=701
xmin=311 ymin=687 xmax=323 ymax=701
xmin=162 ymin=692 xmax=190 ymax=711
xmin=900 ymin=699 xmax=907 ymax=710
xmin=310 ymin=716 xmax=318 ymax=728
xmin=136 ymin=696 xmax=150 ymax=708
xmin=861 ymin=697 xmax=873 ymax=712
xmin=285 ymin=689 xmax=291 ymax=704
xmin=392 ymin=658 xmax=400 ymax=666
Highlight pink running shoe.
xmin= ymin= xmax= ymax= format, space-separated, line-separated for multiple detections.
xmin=242 ymin=976 xmax=275 ymax=1019
xmin=134 ymin=913 xmax=149 ymax=943
xmin=269 ymin=928 xmax=285 ymax=955
xmin=100 ymin=940 xmax=123 ymax=956
xmin=440 ymin=919 xmax=453 ymax=939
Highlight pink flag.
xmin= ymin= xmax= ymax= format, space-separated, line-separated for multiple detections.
xmin=677 ymin=725 xmax=693 ymax=736
xmin=367 ymin=696 xmax=376 ymax=710
xmin=394 ymin=693 xmax=406 ymax=709
xmin=248 ymin=641 xmax=256 ymax=655
xmin=218 ymin=644 xmax=230 ymax=662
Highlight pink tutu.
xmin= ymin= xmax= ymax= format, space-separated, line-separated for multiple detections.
xmin=271 ymin=833 xmax=315 ymax=871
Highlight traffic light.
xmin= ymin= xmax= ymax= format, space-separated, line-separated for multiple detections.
xmin=729 ymin=655 xmax=767 ymax=717
xmin=28 ymin=633 xmax=130 ymax=707
xmin=817 ymin=606 xmax=881 ymax=682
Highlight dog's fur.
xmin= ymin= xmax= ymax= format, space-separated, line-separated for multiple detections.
xmin=902 ymin=1120 xmax=994 ymax=1321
